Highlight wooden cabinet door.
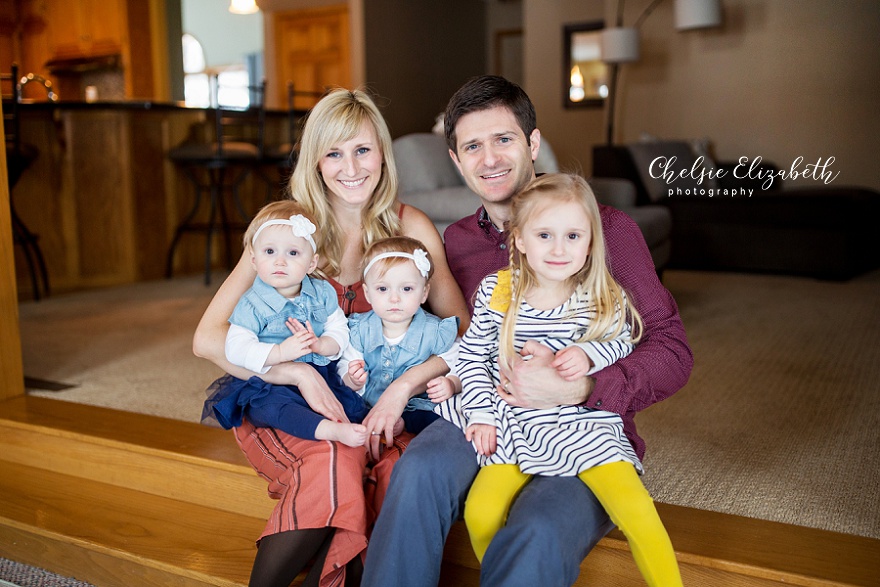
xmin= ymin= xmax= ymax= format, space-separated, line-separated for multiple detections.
xmin=45 ymin=0 xmax=124 ymax=59
xmin=45 ymin=1 xmax=83 ymax=58
xmin=273 ymin=5 xmax=350 ymax=110
xmin=82 ymin=0 xmax=125 ymax=56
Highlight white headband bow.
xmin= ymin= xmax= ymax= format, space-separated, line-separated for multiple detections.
xmin=252 ymin=214 xmax=317 ymax=253
xmin=364 ymin=249 xmax=431 ymax=279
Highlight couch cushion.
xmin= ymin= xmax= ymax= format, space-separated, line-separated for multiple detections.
xmin=392 ymin=133 xmax=464 ymax=194
xmin=623 ymin=206 xmax=672 ymax=250
xmin=535 ymin=139 xmax=559 ymax=173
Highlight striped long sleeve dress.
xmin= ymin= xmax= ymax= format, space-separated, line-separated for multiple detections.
xmin=435 ymin=270 xmax=643 ymax=476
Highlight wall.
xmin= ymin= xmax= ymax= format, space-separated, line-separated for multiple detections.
xmin=523 ymin=0 xmax=605 ymax=175
xmin=525 ymin=0 xmax=880 ymax=192
xmin=486 ymin=0 xmax=523 ymax=86
xmin=363 ymin=0 xmax=487 ymax=138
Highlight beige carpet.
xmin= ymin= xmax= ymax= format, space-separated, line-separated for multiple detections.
xmin=17 ymin=269 xmax=880 ymax=540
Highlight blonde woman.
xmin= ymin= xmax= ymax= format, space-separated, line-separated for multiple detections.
xmin=436 ymin=174 xmax=683 ymax=587
xmin=193 ymin=88 xmax=469 ymax=587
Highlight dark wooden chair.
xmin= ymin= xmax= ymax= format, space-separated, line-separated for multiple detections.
xmin=3 ymin=64 xmax=49 ymax=300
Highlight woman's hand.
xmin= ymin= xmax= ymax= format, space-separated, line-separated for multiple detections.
xmin=361 ymin=381 xmax=411 ymax=459
xmin=266 ymin=362 xmax=350 ymax=424
xmin=466 ymin=423 xmax=497 ymax=456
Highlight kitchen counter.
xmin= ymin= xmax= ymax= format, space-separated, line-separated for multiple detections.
xmin=9 ymin=101 xmax=297 ymax=296
xmin=16 ymin=99 xmax=304 ymax=116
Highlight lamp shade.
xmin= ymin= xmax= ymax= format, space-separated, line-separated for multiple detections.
xmin=229 ymin=0 xmax=258 ymax=15
xmin=674 ymin=0 xmax=722 ymax=30
xmin=600 ymin=27 xmax=640 ymax=64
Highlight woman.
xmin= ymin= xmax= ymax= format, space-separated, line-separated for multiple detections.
xmin=193 ymin=88 xmax=470 ymax=587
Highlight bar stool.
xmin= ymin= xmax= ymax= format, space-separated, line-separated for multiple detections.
xmin=167 ymin=76 xmax=267 ymax=284
xmin=256 ymin=81 xmax=303 ymax=200
xmin=3 ymin=64 xmax=50 ymax=300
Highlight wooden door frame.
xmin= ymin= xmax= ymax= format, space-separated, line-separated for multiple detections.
xmin=0 ymin=100 xmax=25 ymax=401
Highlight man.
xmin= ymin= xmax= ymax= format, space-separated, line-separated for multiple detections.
xmin=362 ymin=75 xmax=693 ymax=586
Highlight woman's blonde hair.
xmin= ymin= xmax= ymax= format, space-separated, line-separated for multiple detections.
xmin=243 ymin=200 xmax=319 ymax=253
xmin=498 ymin=173 xmax=643 ymax=366
xmin=361 ymin=236 xmax=435 ymax=282
xmin=287 ymin=88 xmax=401 ymax=278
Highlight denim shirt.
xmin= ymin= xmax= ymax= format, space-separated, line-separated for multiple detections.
xmin=348 ymin=308 xmax=458 ymax=411
xmin=229 ymin=275 xmax=339 ymax=366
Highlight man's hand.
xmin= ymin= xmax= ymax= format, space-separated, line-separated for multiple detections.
xmin=498 ymin=340 xmax=594 ymax=408
xmin=466 ymin=423 xmax=497 ymax=456
xmin=552 ymin=346 xmax=593 ymax=381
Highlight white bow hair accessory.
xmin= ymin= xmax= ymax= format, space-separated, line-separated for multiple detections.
xmin=363 ymin=249 xmax=431 ymax=279
xmin=252 ymin=214 xmax=317 ymax=253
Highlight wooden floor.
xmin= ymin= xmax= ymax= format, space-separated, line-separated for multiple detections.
xmin=0 ymin=394 xmax=877 ymax=587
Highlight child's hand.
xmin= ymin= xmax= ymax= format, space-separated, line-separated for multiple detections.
xmin=466 ymin=423 xmax=497 ymax=456
xmin=277 ymin=328 xmax=316 ymax=362
xmin=286 ymin=318 xmax=319 ymax=350
xmin=552 ymin=346 xmax=593 ymax=381
xmin=426 ymin=375 xmax=459 ymax=403
xmin=348 ymin=360 xmax=368 ymax=388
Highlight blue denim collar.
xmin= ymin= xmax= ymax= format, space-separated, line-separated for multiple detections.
xmin=360 ymin=307 xmax=428 ymax=353
xmin=251 ymin=274 xmax=320 ymax=313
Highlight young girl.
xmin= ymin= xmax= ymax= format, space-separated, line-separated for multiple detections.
xmin=202 ymin=200 xmax=369 ymax=447
xmin=337 ymin=236 xmax=460 ymax=438
xmin=435 ymin=174 xmax=683 ymax=587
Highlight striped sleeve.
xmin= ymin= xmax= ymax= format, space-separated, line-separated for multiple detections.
xmin=455 ymin=275 xmax=502 ymax=427
xmin=575 ymin=297 xmax=635 ymax=374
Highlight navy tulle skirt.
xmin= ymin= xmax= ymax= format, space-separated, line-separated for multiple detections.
xmin=202 ymin=362 xmax=369 ymax=441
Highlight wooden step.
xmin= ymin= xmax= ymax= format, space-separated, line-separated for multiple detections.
xmin=440 ymin=505 xmax=880 ymax=587
xmin=0 ymin=395 xmax=274 ymax=519
xmin=0 ymin=460 xmax=263 ymax=587
xmin=1 ymin=395 xmax=878 ymax=587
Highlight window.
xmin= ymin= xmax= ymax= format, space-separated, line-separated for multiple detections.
xmin=182 ymin=33 xmax=209 ymax=107
xmin=182 ymin=33 xmax=251 ymax=108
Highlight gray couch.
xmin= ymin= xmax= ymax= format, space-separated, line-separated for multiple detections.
xmin=392 ymin=132 xmax=672 ymax=271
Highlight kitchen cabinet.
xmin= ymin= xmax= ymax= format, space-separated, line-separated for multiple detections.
xmin=44 ymin=0 xmax=125 ymax=60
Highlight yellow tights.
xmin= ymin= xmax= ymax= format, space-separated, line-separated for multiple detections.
xmin=464 ymin=462 xmax=683 ymax=587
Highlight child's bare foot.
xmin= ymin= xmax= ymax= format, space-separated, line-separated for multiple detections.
xmin=316 ymin=420 xmax=368 ymax=448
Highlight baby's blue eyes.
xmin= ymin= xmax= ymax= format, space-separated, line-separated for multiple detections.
xmin=261 ymin=248 xmax=299 ymax=256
